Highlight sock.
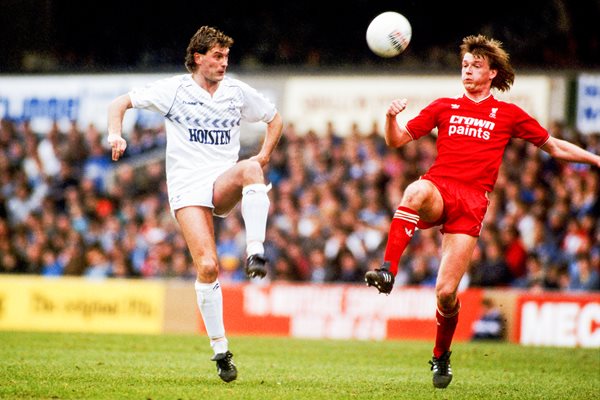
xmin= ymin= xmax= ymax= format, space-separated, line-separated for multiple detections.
xmin=194 ymin=280 xmax=226 ymax=354
xmin=383 ymin=206 xmax=419 ymax=275
xmin=241 ymin=183 xmax=270 ymax=256
xmin=433 ymin=300 xmax=460 ymax=358
xmin=211 ymin=337 xmax=229 ymax=355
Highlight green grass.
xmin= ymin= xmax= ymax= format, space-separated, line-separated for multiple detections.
xmin=0 ymin=332 xmax=598 ymax=400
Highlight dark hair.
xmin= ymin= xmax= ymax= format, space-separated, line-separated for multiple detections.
xmin=460 ymin=34 xmax=515 ymax=92
xmin=184 ymin=26 xmax=234 ymax=72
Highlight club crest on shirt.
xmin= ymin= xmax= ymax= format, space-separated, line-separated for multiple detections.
xmin=489 ymin=108 xmax=498 ymax=118
xmin=169 ymin=194 xmax=182 ymax=206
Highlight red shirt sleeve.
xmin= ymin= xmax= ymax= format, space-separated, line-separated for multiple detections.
xmin=509 ymin=104 xmax=550 ymax=147
xmin=405 ymin=99 xmax=444 ymax=140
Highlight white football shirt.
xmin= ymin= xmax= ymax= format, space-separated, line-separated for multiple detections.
xmin=129 ymin=74 xmax=277 ymax=196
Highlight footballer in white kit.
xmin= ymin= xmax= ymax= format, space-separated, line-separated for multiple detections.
xmin=107 ymin=26 xmax=283 ymax=383
xmin=129 ymin=73 xmax=277 ymax=214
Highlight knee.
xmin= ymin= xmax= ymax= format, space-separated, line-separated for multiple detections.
xmin=435 ymin=282 xmax=457 ymax=310
xmin=240 ymin=160 xmax=264 ymax=182
xmin=195 ymin=256 xmax=219 ymax=282
xmin=401 ymin=182 xmax=428 ymax=208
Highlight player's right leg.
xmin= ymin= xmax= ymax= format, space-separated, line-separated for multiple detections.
xmin=176 ymin=206 xmax=237 ymax=382
xmin=365 ymin=179 xmax=443 ymax=294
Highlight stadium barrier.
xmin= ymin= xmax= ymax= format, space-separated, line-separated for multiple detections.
xmin=0 ymin=275 xmax=598 ymax=347
xmin=0 ymin=275 xmax=164 ymax=334
xmin=220 ymin=284 xmax=483 ymax=341
xmin=515 ymin=292 xmax=600 ymax=347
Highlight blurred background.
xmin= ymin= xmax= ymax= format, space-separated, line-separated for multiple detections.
xmin=0 ymin=0 xmax=598 ymax=342
xmin=1 ymin=0 xmax=599 ymax=73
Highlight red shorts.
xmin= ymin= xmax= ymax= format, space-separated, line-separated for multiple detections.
xmin=416 ymin=174 xmax=490 ymax=237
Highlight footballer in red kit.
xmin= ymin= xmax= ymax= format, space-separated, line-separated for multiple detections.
xmin=365 ymin=34 xmax=600 ymax=389
xmin=407 ymin=95 xmax=550 ymax=193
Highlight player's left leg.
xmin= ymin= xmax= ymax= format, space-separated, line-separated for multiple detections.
xmin=213 ymin=159 xmax=270 ymax=278
xmin=429 ymin=233 xmax=478 ymax=389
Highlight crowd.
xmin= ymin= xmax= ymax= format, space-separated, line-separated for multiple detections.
xmin=0 ymin=117 xmax=598 ymax=291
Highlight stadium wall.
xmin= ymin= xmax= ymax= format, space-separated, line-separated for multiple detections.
xmin=0 ymin=275 xmax=598 ymax=348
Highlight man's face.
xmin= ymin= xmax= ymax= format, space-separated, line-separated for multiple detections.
xmin=461 ymin=52 xmax=497 ymax=93
xmin=195 ymin=45 xmax=229 ymax=83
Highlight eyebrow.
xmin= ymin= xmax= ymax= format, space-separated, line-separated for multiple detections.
xmin=211 ymin=47 xmax=230 ymax=56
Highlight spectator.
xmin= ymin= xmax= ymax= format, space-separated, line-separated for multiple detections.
xmin=22 ymin=134 xmax=45 ymax=186
xmin=82 ymin=139 xmax=111 ymax=193
xmin=471 ymin=298 xmax=505 ymax=341
xmin=308 ymin=248 xmax=333 ymax=283
xmin=500 ymin=226 xmax=528 ymax=283
xmin=407 ymin=254 xmax=436 ymax=287
xmin=83 ymin=244 xmax=112 ymax=278
xmin=0 ymin=251 xmax=21 ymax=274
xmin=41 ymin=247 xmax=65 ymax=277
xmin=337 ymin=250 xmax=364 ymax=283
xmin=471 ymin=240 xmax=512 ymax=287
xmin=37 ymin=122 xmax=62 ymax=177
xmin=6 ymin=177 xmax=48 ymax=226
xmin=569 ymin=254 xmax=600 ymax=291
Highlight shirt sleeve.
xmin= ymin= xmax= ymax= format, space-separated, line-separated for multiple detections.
xmin=239 ymin=81 xmax=277 ymax=124
xmin=510 ymin=104 xmax=550 ymax=147
xmin=405 ymin=98 xmax=443 ymax=140
xmin=129 ymin=76 xmax=177 ymax=116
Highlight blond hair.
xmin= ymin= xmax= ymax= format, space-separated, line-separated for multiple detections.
xmin=460 ymin=34 xmax=515 ymax=92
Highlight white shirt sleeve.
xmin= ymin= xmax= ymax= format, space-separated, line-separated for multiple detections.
xmin=238 ymin=80 xmax=277 ymax=124
xmin=129 ymin=76 xmax=180 ymax=116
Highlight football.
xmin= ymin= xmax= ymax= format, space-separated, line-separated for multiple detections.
xmin=366 ymin=11 xmax=412 ymax=58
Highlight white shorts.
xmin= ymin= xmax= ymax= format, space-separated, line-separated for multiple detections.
xmin=167 ymin=164 xmax=232 ymax=218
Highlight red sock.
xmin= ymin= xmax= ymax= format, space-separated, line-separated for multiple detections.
xmin=433 ymin=301 xmax=460 ymax=358
xmin=383 ymin=206 xmax=419 ymax=275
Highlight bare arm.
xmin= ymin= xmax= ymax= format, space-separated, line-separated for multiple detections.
xmin=107 ymin=94 xmax=133 ymax=161
xmin=250 ymin=112 xmax=283 ymax=167
xmin=540 ymin=136 xmax=600 ymax=167
xmin=385 ymin=98 xmax=413 ymax=148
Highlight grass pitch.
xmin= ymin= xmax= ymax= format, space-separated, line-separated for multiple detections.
xmin=0 ymin=331 xmax=598 ymax=399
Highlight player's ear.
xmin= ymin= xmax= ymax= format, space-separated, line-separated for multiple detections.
xmin=489 ymin=68 xmax=497 ymax=80
xmin=194 ymin=52 xmax=203 ymax=65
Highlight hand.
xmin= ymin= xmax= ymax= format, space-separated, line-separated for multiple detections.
xmin=386 ymin=98 xmax=408 ymax=117
xmin=248 ymin=154 xmax=269 ymax=168
xmin=108 ymin=133 xmax=127 ymax=161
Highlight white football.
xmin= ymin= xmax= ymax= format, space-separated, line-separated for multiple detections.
xmin=366 ymin=11 xmax=412 ymax=58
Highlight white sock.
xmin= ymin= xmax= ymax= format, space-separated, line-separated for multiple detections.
xmin=194 ymin=280 xmax=226 ymax=353
xmin=211 ymin=338 xmax=228 ymax=355
xmin=241 ymin=183 xmax=270 ymax=256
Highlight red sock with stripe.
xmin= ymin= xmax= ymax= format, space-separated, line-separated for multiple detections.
xmin=433 ymin=300 xmax=460 ymax=358
xmin=383 ymin=206 xmax=419 ymax=276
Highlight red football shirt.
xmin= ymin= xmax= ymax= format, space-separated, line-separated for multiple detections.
xmin=406 ymin=94 xmax=550 ymax=192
